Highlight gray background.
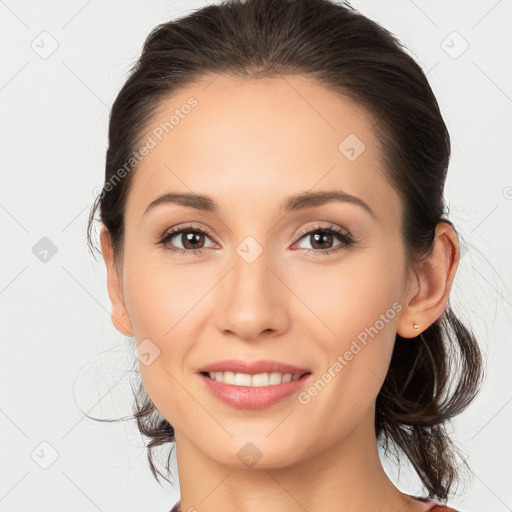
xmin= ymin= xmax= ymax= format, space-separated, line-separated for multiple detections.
xmin=1 ymin=0 xmax=511 ymax=511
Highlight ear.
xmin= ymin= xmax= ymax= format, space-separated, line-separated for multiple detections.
xmin=99 ymin=225 xmax=134 ymax=337
xmin=396 ymin=221 xmax=460 ymax=338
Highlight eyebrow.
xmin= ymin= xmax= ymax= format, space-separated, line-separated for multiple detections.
xmin=144 ymin=190 xmax=375 ymax=218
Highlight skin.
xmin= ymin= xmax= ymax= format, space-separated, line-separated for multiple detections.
xmin=100 ymin=74 xmax=459 ymax=512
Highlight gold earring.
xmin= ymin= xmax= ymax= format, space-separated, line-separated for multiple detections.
xmin=413 ymin=322 xmax=419 ymax=330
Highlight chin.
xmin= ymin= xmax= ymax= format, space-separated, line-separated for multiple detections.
xmin=202 ymin=436 xmax=308 ymax=470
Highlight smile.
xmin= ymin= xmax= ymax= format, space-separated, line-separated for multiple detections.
xmin=199 ymin=371 xmax=312 ymax=409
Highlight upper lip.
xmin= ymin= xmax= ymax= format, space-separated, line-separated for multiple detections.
xmin=198 ymin=359 xmax=311 ymax=376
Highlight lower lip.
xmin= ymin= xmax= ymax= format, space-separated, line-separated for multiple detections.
xmin=199 ymin=372 xmax=312 ymax=410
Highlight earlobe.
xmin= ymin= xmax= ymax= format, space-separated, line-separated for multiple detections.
xmin=99 ymin=225 xmax=134 ymax=337
xmin=396 ymin=221 xmax=459 ymax=339
xmin=111 ymin=309 xmax=134 ymax=337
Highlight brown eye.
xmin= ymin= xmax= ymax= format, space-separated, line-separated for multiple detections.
xmin=158 ymin=225 xmax=217 ymax=255
xmin=294 ymin=224 xmax=355 ymax=256
xmin=178 ymin=231 xmax=206 ymax=249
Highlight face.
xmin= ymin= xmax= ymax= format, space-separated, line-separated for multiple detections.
xmin=106 ymin=74 xmax=415 ymax=469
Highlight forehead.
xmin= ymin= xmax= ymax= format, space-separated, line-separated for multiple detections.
xmin=125 ymin=74 xmax=401 ymax=226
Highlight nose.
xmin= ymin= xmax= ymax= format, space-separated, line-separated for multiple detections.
xmin=214 ymin=248 xmax=291 ymax=342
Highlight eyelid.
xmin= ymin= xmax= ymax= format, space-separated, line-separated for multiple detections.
xmin=293 ymin=222 xmax=350 ymax=241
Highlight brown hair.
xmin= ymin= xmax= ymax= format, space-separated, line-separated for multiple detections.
xmin=86 ymin=0 xmax=483 ymax=500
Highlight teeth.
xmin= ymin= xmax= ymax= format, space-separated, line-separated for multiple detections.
xmin=207 ymin=371 xmax=302 ymax=386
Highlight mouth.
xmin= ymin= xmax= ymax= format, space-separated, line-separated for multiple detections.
xmin=198 ymin=369 xmax=313 ymax=409
xmin=196 ymin=359 xmax=312 ymax=409
xmin=200 ymin=370 xmax=312 ymax=387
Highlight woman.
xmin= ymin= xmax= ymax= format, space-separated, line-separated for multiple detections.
xmin=87 ymin=0 xmax=483 ymax=510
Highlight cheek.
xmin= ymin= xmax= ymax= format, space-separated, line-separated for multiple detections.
xmin=122 ymin=242 xmax=206 ymax=339
xmin=122 ymin=251 xmax=207 ymax=429
xmin=291 ymin=236 xmax=405 ymax=345
xmin=294 ymin=244 xmax=404 ymax=417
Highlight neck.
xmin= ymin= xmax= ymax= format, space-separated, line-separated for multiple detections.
xmin=173 ymin=408 xmax=427 ymax=512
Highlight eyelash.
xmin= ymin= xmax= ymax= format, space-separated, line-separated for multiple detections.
xmin=157 ymin=223 xmax=356 ymax=257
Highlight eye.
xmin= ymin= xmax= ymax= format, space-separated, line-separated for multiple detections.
xmin=157 ymin=224 xmax=217 ymax=256
xmin=157 ymin=222 xmax=356 ymax=257
xmin=293 ymin=223 xmax=355 ymax=256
